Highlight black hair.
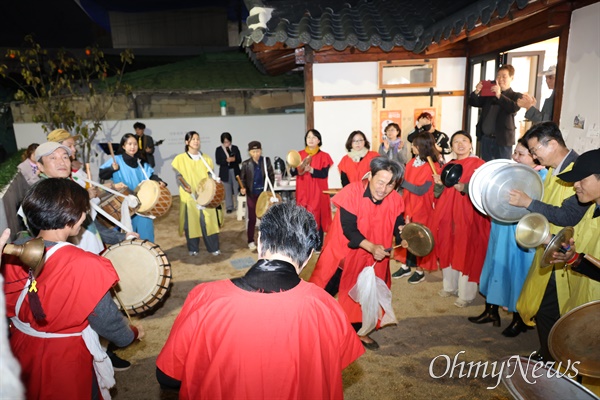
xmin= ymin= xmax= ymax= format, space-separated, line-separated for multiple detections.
xmin=450 ymin=130 xmax=472 ymax=144
xmin=523 ymin=121 xmax=566 ymax=148
xmin=133 ymin=122 xmax=146 ymax=130
xmin=258 ymin=202 xmax=320 ymax=267
xmin=185 ymin=131 xmax=200 ymax=152
xmin=370 ymin=156 xmax=404 ymax=188
xmin=384 ymin=123 xmax=401 ymax=137
xmin=220 ymin=132 xmax=232 ymax=143
xmin=23 ymin=178 xmax=90 ymax=233
xmin=345 ymin=131 xmax=371 ymax=151
xmin=413 ymin=132 xmax=441 ymax=162
xmin=304 ymin=129 xmax=322 ymax=147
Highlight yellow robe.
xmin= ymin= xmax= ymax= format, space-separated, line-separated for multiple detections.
xmin=171 ymin=153 xmax=222 ymax=238
xmin=517 ymin=163 xmax=577 ymax=324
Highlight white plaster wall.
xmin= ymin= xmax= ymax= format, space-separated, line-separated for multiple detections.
xmin=14 ymin=114 xmax=305 ymax=195
xmin=313 ymin=58 xmax=467 ymax=187
xmin=560 ymin=3 xmax=600 ymax=154
xmin=313 ymin=100 xmax=373 ymax=188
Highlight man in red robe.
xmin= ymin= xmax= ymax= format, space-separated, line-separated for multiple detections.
xmin=310 ymin=157 xmax=405 ymax=350
xmin=156 ymin=202 xmax=364 ymax=399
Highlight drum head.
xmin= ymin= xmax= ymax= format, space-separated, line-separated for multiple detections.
xmin=102 ymin=239 xmax=171 ymax=315
xmin=541 ymin=226 xmax=574 ymax=267
xmin=549 ymin=300 xmax=600 ymax=379
xmin=196 ymin=178 xmax=217 ymax=206
xmin=482 ymin=164 xmax=544 ymax=223
xmin=469 ymin=159 xmax=513 ymax=215
xmin=135 ymin=180 xmax=160 ymax=213
xmin=256 ymin=191 xmax=282 ymax=218
xmin=402 ymin=223 xmax=434 ymax=257
xmin=515 ymin=213 xmax=551 ymax=248
xmin=500 ymin=356 xmax=599 ymax=400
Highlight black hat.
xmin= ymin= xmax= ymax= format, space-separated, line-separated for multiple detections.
xmin=248 ymin=141 xmax=262 ymax=151
xmin=558 ymin=149 xmax=600 ymax=182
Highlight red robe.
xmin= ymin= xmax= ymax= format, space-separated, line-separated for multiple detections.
xmin=338 ymin=151 xmax=379 ymax=184
xmin=2 ymin=244 xmax=118 ymax=400
xmin=156 ymin=279 xmax=364 ymax=400
xmin=399 ymin=158 xmax=441 ymax=271
xmin=310 ymin=181 xmax=405 ymax=324
xmin=296 ymin=149 xmax=334 ymax=231
xmin=431 ymin=156 xmax=491 ymax=282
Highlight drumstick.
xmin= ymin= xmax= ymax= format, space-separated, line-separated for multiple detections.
xmin=584 ymin=254 xmax=600 ymax=268
xmin=111 ymin=288 xmax=134 ymax=326
xmin=177 ymin=176 xmax=192 ymax=193
xmin=236 ymin=175 xmax=245 ymax=191
xmin=426 ymin=156 xmax=438 ymax=175
xmin=85 ymin=163 xmax=92 ymax=189
xmin=108 ymin=142 xmax=116 ymax=165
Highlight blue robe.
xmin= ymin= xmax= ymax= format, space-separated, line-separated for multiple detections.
xmin=100 ymin=155 xmax=155 ymax=242
xmin=479 ymin=168 xmax=548 ymax=312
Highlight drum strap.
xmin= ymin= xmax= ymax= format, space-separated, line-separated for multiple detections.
xmin=198 ymin=153 xmax=219 ymax=181
xmin=263 ymin=157 xmax=279 ymax=203
xmin=137 ymin=159 xmax=151 ymax=180
xmin=11 ymin=242 xmax=116 ymax=399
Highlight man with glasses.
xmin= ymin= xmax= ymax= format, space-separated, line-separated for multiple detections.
xmin=508 ymin=122 xmax=590 ymax=362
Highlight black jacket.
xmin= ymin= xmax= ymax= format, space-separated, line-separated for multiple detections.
xmin=240 ymin=157 xmax=274 ymax=193
xmin=469 ymin=88 xmax=522 ymax=146
xmin=215 ymin=145 xmax=242 ymax=182
xmin=136 ymin=134 xmax=155 ymax=167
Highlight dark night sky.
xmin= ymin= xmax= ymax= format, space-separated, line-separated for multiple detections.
xmin=0 ymin=0 xmax=110 ymax=48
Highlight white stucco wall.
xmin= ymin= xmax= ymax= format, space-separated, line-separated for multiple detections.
xmin=13 ymin=114 xmax=305 ymax=195
xmin=560 ymin=2 xmax=600 ymax=154
xmin=313 ymin=58 xmax=467 ymax=187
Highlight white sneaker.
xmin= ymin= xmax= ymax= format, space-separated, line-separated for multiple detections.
xmin=454 ymin=298 xmax=472 ymax=308
xmin=438 ymin=289 xmax=456 ymax=298
xmin=189 ymin=251 xmax=198 ymax=256
xmin=248 ymin=242 xmax=257 ymax=251
xmin=211 ymin=250 xmax=221 ymax=256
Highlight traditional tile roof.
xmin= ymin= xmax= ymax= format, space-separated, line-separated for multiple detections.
xmin=241 ymin=0 xmax=531 ymax=54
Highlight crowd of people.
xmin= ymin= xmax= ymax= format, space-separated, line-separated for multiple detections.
xmin=2 ymin=62 xmax=600 ymax=398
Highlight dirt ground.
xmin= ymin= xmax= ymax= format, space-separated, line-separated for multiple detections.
xmin=110 ymin=197 xmax=539 ymax=400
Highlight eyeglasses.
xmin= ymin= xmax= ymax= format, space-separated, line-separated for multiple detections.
xmin=529 ymin=141 xmax=547 ymax=156
xmin=352 ymin=139 xmax=365 ymax=143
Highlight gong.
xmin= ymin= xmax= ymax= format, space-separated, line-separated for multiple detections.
xmin=541 ymin=226 xmax=575 ymax=267
xmin=402 ymin=222 xmax=434 ymax=257
xmin=549 ymin=300 xmax=600 ymax=379
xmin=469 ymin=159 xmax=514 ymax=216
xmin=482 ymin=164 xmax=544 ymax=223
xmin=515 ymin=213 xmax=551 ymax=248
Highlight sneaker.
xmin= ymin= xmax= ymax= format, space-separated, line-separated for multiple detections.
xmin=408 ymin=271 xmax=425 ymax=284
xmin=226 ymin=209 xmax=233 ymax=214
xmin=438 ymin=289 xmax=456 ymax=298
xmin=189 ymin=251 xmax=198 ymax=256
xmin=211 ymin=250 xmax=221 ymax=256
xmin=108 ymin=350 xmax=131 ymax=371
xmin=454 ymin=298 xmax=472 ymax=308
xmin=248 ymin=242 xmax=257 ymax=251
xmin=392 ymin=266 xmax=411 ymax=279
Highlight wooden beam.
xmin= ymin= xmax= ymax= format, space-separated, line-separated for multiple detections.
xmin=467 ymin=5 xmax=570 ymax=57
xmin=313 ymin=46 xmax=466 ymax=64
xmin=304 ymin=47 xmax=314 ymax=131
xmin=553 ymin=18 xmax=570 ymax=124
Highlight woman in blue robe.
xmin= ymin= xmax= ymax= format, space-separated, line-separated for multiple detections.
xmin=99 ymin=133 xmax=166 ymax=242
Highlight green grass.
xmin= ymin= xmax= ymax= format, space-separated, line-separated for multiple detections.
xmin=0 ymin=150 xmax=24 ymax=191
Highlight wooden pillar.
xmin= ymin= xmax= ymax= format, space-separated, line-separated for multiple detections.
xmin=303 ymin=47 xmax=314 ymax=131
xmin=553 ymin=22 xmax=571 ymax=124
